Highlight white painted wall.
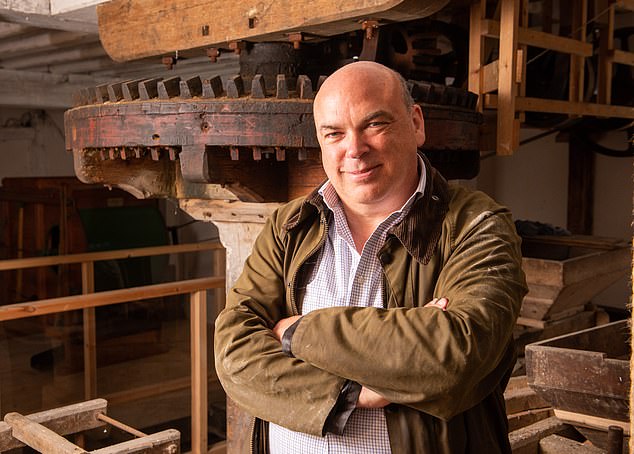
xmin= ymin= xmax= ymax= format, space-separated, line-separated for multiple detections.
xmin=0 ymin=108 xmax=74 ymax=182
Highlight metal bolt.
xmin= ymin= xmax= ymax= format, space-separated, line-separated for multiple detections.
xmin=361 ymin=20 xmax=379 ymax=40
xmin=206 ymin=48 xmax=220 ymax=63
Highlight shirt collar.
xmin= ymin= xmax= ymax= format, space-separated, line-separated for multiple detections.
xmin=318 ymin=154 xmax=427 ymax=216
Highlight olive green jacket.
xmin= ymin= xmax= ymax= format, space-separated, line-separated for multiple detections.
xmin=214 ymin=162 xmax=528 ymax=453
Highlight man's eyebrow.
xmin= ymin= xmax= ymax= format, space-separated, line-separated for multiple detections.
xmin=362 ymin=110 xmax=395 ymax=123
xmin=318 ymin=124 xmax=340 ymax=132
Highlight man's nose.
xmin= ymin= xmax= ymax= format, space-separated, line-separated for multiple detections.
xmin=344 ymin=132 xmax=369 ymax=159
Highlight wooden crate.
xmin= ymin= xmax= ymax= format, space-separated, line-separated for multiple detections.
xmin=526 ymin=320 xmax=630 ymax=424
xmin=519 ymin=235 xmax=629 ymax=322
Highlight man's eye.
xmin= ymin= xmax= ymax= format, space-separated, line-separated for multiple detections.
xmin=324 ymin=132 xmax=341 ymax=139
xmin=368 ymin=121 xmax=387 ymax=128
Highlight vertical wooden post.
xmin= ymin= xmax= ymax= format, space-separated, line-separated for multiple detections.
xmin=468 ymin=0 xmax=486 ymax=112
xmin=597 ymin=3 xmax=615 ymax=104
xmin=497 ymin=0 xmax=520 ymax=155
xmin=517 ymin=0 xmax=528 ymax=123
xmin=567 ymin=135 xmax=595 ymax=234
xmin=81 ymin=261 xmax=97 ymax=400
xmin=569 ymin=0 xmax=588 ymax=107
xmin=191 ymin=289 xmax=208 ymax=454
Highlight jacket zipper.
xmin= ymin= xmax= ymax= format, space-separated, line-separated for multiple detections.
xmin=287 ymin=213 xmax=329 ymax=315
xmin=251 ymin=212 xmax=328 ymax=453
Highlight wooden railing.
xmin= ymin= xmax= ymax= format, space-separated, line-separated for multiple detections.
xmin=0 ymin=241 xmax=225 ymax=454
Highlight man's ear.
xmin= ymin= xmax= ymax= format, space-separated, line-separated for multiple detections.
xmin=412 ymin=105 xmax=425 ymax=147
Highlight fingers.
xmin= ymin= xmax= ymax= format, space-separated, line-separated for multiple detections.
xmin=424 ymin=297 xmax=448 ymax=311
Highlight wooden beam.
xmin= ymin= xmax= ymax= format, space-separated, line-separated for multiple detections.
xmin=2 ymin=43 xmax=105 ymax=70
xmin=0 ymin=30 xmax=92 ymax=57
xmin=191 ymin=290 xmax=208 ymax=454
xmin=483 ymin=19 xmax=593 ymax=57
xmin=468 ymin=0 xmax=486 ymax=111
xmin=0 ymin=276 xmax=224 ymax=321
xmin=612 ymin=49 xmax=634 ymax=66
xmin=567 ymin=134 xmax=594 ymax=234
xmin=3 ymin=412 xmax=88 ymax=454
xmin=90 ymin=429 xmax=180 ymax=454
xmin=497 ymin=0 xmax=520 ymax=155
xmin=0 ymin=8 xmax=98 ymax=33
xmin=0 ymin=21 xmax=33 ymax=39
xmin=97 ymin=0 xmax=449 ymax=62
xmin=0 ymin=68 xmax=104 ymax=109
xmin=554 ymin=409 xmax=630 ymax=435
xmin=0 ymin=241 xmax=222 ymax=271
xmin=0 ymin=399 xmax=107 ymax=452
xmin=484 ymin=94 xmax=634 ymax=118
xmin=82 ymin=261 xmax=97 ymax=400
xmin=539 ymin=434 xmax=604 ymax=454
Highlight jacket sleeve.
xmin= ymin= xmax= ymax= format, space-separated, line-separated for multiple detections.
xmin=213 ymin=210 xmax=347 ymax=436
xmin=287 ymin=198 xmax=527 ymax=421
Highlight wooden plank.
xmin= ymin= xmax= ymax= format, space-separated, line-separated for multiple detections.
xmin=568 ymin=0 xmax=586 ymax=106
xmin=508 ymin=408 xmax=553 ymax=432
xmin=0 ymin=22 xmax=33 ymax=39
xmin=0 ymin=68 xmax=103 ymax=109
xmin=468 ymin=0 xmax=486 ymax=111
xmin=505 ymin=383 xmax=549 ymax=415
xmin=597 ymin=8 xmax=615 ymax=105
xmin=611 ymin=49 xmax=634 ymax=66
xmin=0 ymin=30 xmax=91 ymax=57
xmin=567 ymin=134 xmax=594 ymax=234
xmin=2 ymin=44 xmax=106 ymax=70
xmin=91 ymin=429 xmax=180 ymax=454
xmin=554 ymin=409 xmax=630 ymax=435
xmin=82 ymin=261 xmax=97 ymax=400
xmin=97 ymin=0 xmax=449 ymax=61
xmin=0 ymin=276 xmax=224 ymax=322
xmin=191 ymin=290 xmax=208 ymax=454
xmin=485 ymin=94 xmax=634 ymax=118
xmin=483 ymin=20 xmax=593 ymax=57
xmin=508 ymin=416 xmax=574 ymax=453
xmin=0 ymin=241 xmax=222 ymax=271
xmin=3 ymin=412 xmax=88 ymax=454
xmin=496 ymin=0 xmax=520 ymax=155
xmin=0 ymin=399 xmax=106 ymax=452
xmin=481 ymin=60 xmax=500 ymax=94
xmin=0 ymin=8 xmax=98 ymax=33
xmin=538 ymin=434 xmax=604 ymax=454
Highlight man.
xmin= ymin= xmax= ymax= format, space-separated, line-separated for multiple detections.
xmin=214 ymin=61 xmax=527 ymax=453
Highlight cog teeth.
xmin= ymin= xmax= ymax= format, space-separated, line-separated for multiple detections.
xmin=107 ymin=82 xmax=124 ymax=102
xmin=180 ymin=76 xmax=203 ymax=98
xmin=139 ymin=78 xmax=162 ymax=100
xmin=251 ymin=74 xmax=267 ymax=99
xmin=96 ymin=84 xmax=109 ymax=103
xmin=202 ymin=76 xmax=223 ymax=98
xmin=226 ymin=75 xmax=245 ymax=98
xmin=123 ymin=79 xmax=144 ymax=100
xmin=276 ymin=74 xmax=289 ymax=99
xmin=297 ymin=75 xmax=313 ymax=99
xmin=316 ymin=75 xmax=327 ymax=92
xmin=158 ymin=76 xmax=181 ymax=99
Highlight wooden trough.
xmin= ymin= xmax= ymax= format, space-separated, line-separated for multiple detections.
xmin=525 ymin=320 xmax=630 ymax=450
xmin=519 ymin=235 xmax=629 ymax=323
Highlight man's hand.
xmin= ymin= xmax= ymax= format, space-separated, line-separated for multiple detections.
xmin=272 ymin=315 xmax=302 ymax=341
xmin=424 ymin=297 xmax=448 ymax=311
xmin=357 ymin=386 xmax=390 ymax=408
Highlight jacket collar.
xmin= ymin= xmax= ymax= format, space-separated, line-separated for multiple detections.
xmin=284 ymin=153 xmax=450 ymax=265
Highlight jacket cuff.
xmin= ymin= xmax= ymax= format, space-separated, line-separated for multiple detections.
xmin=323 ymin=380 xmax=362 ymax=435
xmin=281 ymin=318 xmax=302 ymax=357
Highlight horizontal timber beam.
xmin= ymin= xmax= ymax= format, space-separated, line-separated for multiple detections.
xmin=0 ymin=68 xmax=106 ymax=108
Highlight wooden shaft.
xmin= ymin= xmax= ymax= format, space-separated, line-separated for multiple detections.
xmin=4 ymin=412 xmax=88 ymax=454
xmin=91 ymin=429 xmax=180 ymax=454
xmin=0 ymin=276 xmax=224 ymax=322
xmin=97 ymin=413 xmax=146 ymax=438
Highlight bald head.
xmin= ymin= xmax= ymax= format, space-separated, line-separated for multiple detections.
xmin=314 ymin=62 xmax=414 ymax=114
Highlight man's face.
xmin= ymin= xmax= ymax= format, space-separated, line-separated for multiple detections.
xmin=313 ymin=64 xmax=425 ymax=214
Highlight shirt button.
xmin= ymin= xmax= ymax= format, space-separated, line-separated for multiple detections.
xmin=431 ymin=195 xmax=440 ymax=201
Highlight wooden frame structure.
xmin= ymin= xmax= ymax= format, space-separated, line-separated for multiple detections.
xmin=469 ymin=0 xmax=634 ymax=155
xmin=0 ymin=399 xmax=181 ymax=453
xmin=0 ymin=242 xmax=225 ymax=454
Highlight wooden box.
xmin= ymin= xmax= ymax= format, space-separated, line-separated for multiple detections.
xmin=520 ymin=235 xmax=629 ymax=321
